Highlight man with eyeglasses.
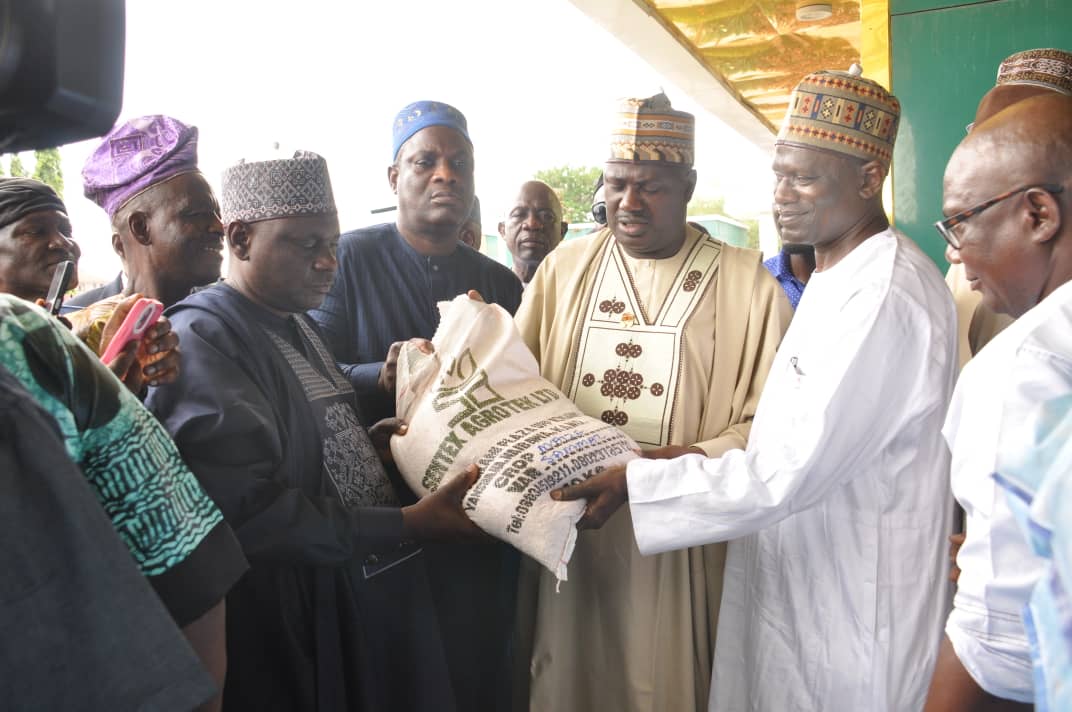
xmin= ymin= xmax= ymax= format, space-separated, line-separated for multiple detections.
xmin=553 ymin=68 xmax=957 ymax=711
xmin=923 ymin=92 xmax=1072 ymax=712
xmin=945 ymin=48 xmax=1072 ymax=370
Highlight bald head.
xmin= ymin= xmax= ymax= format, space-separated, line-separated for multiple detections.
xmin=954 ymin=92 xmax=1072 ymax=188
xmin=943 ymin=93 xmax=1072 ymax=317
xmin=498 ymin=180 xmax=568 ymax=283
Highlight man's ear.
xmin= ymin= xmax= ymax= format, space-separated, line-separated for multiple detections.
xmin=227 ymin=221 xmax=253 ymax=261
xmin=858 ymin=160 xmax=887 ymax=200
xmin=559 ymin=221 xmax=569 ymax=239
xmin=110 ymin=233 xmax=125 ymax=261
xmin=127 ymin=211 xmax=151 ymax=246
xmin=387 ymin=163 xmax=400 ymax=194
xmin=1025 ymin=188 xmax=1062 ymax=245
xmin=684 ymin=169 xmax=698 ymax=203
xmin=497 ymin=221 xmax=506 ymax=239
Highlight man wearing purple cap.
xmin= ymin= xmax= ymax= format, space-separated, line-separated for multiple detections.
xmin=310 ymin=101 xmax=522 ymax=712
xmin=69 ymin=114 xmax=224 ymax=311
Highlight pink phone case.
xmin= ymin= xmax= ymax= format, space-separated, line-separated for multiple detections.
xmin=100 ymin=298 xmax=164 ymax=365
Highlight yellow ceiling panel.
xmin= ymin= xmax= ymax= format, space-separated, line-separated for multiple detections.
xmin=643 ymin=0 xmax=864 ymax=126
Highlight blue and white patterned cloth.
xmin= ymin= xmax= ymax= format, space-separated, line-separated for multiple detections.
xmin=763 ymin=249 xmax=807 ymax=309
xmin=996 ymin=394 xmax=1072 ymax=712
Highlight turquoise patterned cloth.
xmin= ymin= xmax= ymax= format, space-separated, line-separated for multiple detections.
xmin=996 ymin=394 xmax=1072 ymax=712
xmin=0 ymin=295 xmax=222 ymax=576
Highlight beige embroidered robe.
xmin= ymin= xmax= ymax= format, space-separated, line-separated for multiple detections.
xmin=512 ymin=226 xmax=790 ymax=712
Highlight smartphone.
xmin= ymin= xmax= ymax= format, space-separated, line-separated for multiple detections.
xmin=44 ymin=260 xmax=75 ymax=315
xmin=100 ymin=298 xmax=164 ymax=365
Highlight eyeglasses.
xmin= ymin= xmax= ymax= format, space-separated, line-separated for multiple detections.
xmin=935 ymin=183 xmax=1064 ymax=250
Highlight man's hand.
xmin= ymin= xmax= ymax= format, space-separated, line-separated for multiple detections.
xmin=401 ymin=465 xmax=485 ymax=540
xmin=642 ymin=445 xmax=704 ymax=460
xmin=137 ymin=316 xmax=181 ymax=386
xmin=948 ymin=532 xmax=965 ymax=584
xmin=551 ymin=464 xmax=629 ymax=530
xmin=100 ymin=296 xmax=181 ymax=393
xmin=378 ymin=337 xmax=434 ymax=394
xmin=368 ymin=417 xmax=407 ymax=464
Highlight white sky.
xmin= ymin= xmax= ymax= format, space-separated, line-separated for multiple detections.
xmin=52 ymin=0 xmax=776 ymax=283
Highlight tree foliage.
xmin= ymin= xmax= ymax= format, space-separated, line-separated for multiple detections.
xmin=32 ymin=148 xmax=64 ymax=198
xmin=533 ymin=165 xmax=603 ymax=223
xmin=7 ymin=153 xmax=28 ymax=177
xmin=686 ymin=196 xmax=726 ymax=216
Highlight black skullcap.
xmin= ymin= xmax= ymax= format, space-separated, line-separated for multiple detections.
xmin=0 ymin=178 xmax=67 ymax=231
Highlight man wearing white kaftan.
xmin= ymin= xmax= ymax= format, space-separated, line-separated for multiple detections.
xmin=628 ymin=228 xmax=955 ymax=711
xmin=942 ymin=282 xmax=1072 ymax=703
xmin=922 ymin=92 xmax=1072 ymax=711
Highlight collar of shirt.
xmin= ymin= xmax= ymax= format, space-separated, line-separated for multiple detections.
xmin=763 ymin=249 xmax=807 ymax=309
xmin=391 ymin=223 xmax=464 ymax=274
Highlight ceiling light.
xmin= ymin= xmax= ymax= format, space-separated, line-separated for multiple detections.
xmin=796 ymin=2 xmax=833 ymax=21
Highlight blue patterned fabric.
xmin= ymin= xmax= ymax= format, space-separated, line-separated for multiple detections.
xmin=763 ymin=250 xmax=807 ymax=309
xmin=996 ymin=395 xmax=1072 ymax=712
xmin=0 ymin=295 xmax=231 ymax=578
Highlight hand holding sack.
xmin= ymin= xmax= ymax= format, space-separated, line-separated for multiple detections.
xmin=391 ymin=295 xmax=638 ymax=581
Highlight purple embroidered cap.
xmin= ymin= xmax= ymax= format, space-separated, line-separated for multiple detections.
xmin=82 ymin=115 xmax=200 ymax=217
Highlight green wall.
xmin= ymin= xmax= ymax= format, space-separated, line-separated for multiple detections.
xmin=890 ymin=0 xmax=1072 ymax=266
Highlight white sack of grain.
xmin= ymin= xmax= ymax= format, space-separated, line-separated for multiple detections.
xmin=391 ymin=295 xmax=638 ymax=581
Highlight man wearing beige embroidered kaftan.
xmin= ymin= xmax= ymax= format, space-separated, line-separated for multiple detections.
xmin=512 ymin=94 xmax=789 ymax=712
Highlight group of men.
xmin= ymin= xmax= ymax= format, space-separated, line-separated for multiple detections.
xmin=1 ymin=43 xmax=1070 ymax=712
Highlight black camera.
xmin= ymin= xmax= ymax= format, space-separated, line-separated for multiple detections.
xmin=0 ymin=0 xmax=125 ymax=152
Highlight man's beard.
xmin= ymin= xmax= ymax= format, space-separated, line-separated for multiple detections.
xmin=783 ymin=242 xmax=815 ymax=257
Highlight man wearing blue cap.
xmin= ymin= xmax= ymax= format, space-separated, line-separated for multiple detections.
xmin=311 ymin=101 xmax=522 ymax=712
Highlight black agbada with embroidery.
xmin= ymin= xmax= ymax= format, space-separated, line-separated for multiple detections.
xmin=147 ymin=282 xmax=453 ymax=712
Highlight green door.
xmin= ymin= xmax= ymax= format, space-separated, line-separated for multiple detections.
xmin=890 ymin=0 xmax=1072 ymax=266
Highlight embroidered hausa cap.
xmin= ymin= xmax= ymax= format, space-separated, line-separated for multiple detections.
xmin=777 ymin=65 xmax=901 ymax=168
xmin=972 ymin=48 xmax=1072 ymax=131
xmin=609 ymin=93 xmax=695 ymax=166
xmin=82 ymin=114 xmax=200 ymax=217
xmin=996 ymin=48 xmax=1072 ymax=94
xmin=220 ymin=150 xmax=336 ymax=225
xmin=391 ymin=100 xmax=471 ymax=160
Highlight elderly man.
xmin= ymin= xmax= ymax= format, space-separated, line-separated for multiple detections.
xmin=945 ymin=48 xmax=1072 ymax=369
xmin=0 ymin=176 xmax=180 ymax=392
xmin=311 ymin=101 xmax=522 ymax=712
xmin=498 ymin=180 xmax=567 ymax=286
xmin=0 ymin=177 xmax=80 ymax=301
xmin=557 ymin=70 xmax=957 ymax=711
xmin=148 ymin=151 xmax=479 ymax=711
xmin=924 ymin=94 xmax=1072 ymax=711
xmin=67 ymin=114 xmax=224 ymax=312
xmin=513 ymin=93 xmax=788 ymax=712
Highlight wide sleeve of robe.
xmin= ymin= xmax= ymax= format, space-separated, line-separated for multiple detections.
xmin=147 ymin=307 xmax=404 ymax=567
xmin=627 ymin=277 xmax=936 ymax=554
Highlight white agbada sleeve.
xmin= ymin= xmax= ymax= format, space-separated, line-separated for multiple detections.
xmin=628 ymin=279 xmax=937 ymax=555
